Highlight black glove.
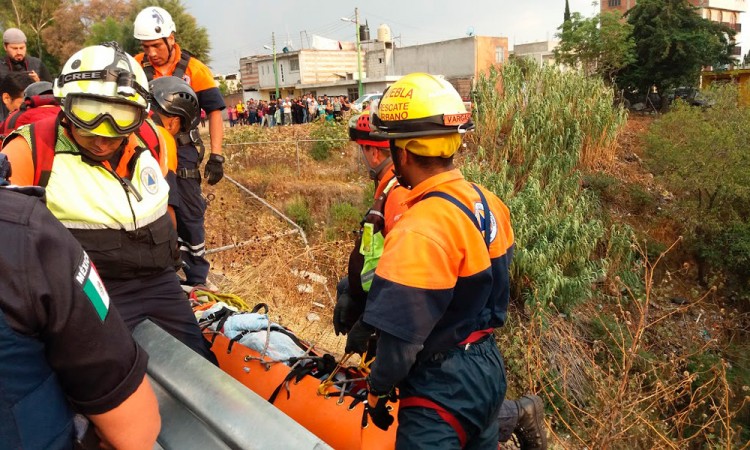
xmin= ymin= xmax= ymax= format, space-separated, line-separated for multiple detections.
xmin=365 ymin=389 xmax=397 ymax=431
xmin=204 ymin=153 xmax=224 ymax=185
xmin=345 ymin=319 xmax=375 ymax=355
xmin=0 ymin=153 xmax=11 ymax=185
xmin=333 ymin=277 xmax=365 ymax=335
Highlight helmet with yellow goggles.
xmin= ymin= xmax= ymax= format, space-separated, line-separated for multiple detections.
xmin=371 ymin=72 xmax=474 ymax=139
xmin=54 ymin=42 xmax=150 ymax=137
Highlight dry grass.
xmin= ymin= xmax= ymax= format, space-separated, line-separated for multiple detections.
xmin=503 ymin=239 xmax=749 ymax=449
xmin=203 ymin=123 xmax=362 ymax=355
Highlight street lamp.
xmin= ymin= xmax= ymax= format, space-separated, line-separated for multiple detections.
xmin=263 ymin=32 xmax=280 ymax=100
xmin=341 ymin=8 xmax=363 ymax=98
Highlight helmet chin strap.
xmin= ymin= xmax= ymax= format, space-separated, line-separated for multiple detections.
xmin=164 ymin=38 xmax=174 ymax=64
xmin=369 ymin=156 xmax=391 ymax=181
xmin=389 ymin=139 xmax=411 ymax=189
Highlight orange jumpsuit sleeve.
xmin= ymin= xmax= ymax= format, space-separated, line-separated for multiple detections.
xmin=1 ymin=136 xmax=34 ymax=186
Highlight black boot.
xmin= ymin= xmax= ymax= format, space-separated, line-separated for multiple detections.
xmin=513 ymin=395 xmax=547 ymax=450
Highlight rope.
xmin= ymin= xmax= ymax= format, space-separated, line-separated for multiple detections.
xmin=190 ymin=288 xmax=252 ymax=311
xmin=317 ymin=352 xmax=354 ymax=397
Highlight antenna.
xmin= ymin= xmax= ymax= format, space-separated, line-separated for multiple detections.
xmin=285 ymin=26 xmax=294 ymax=50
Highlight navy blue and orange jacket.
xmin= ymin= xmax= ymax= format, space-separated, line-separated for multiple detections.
xmin=134 ymin=44 xmax=225 ymax=114
xmin=363 ymin=168 xmax=514 ymax=356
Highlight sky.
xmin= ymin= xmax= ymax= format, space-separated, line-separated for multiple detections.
xmin=180 ymin=0 xmax=600 ymax=75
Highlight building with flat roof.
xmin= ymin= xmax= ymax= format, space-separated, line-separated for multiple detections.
xmin=512 ymin=40 xmax=560 ymax=67
xmin=239 ymin=27 xmax=509 ymax=101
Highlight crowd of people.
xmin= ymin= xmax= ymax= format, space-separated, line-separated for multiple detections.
xmin=226 ymin=94 xmax=351 ymax=127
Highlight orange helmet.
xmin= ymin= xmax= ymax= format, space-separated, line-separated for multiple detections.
xmin=348 ymin=110 xmax=389 ymax=148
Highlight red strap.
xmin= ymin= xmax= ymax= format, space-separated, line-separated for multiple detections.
xmin=29 ymin=113 xmax=62 ymax=187
xmin=458 ymin=328 xmax=493 ymax=346
xmin=399 ymin=396 xmax=467 ymax=448
xmin=134 ymin=120 xmax=160 ymax=160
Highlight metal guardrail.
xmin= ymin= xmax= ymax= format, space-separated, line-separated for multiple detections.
xmin=133 ymin=320 xmax=331 ymax=450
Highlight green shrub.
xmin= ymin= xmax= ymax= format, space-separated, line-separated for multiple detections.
xmin=627 ymin=184 xmax=656 ymax=214
xmin=223 ymin=125 xmax=267 ymax=145
xmin=468 ymin=61 xmax=631 ymax=312
xmin=583 ymin=172 xmax=621 ymax=204
xmin=645 ymin=83 xmax=750 ymax=296
xmin=285 ymin=196 xmax=313 ymax=232
xmin=309 ymin=120 xmax=349 ymax=161
xmin=327 ymin=201 xmax=361 ymax=240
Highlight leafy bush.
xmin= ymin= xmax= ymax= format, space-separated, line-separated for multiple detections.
xmin=309 ymin=120 xmax=349 ymax=161
xmin=468 ymin=61 xmax=632 ymax=312
xmin=326 ymin=201 xmax=362 ymax=240
xmin=645 ymin=84 xmax=750 ymax=296
xmin=284 ymin=196 xmax=313 ymax=232
xmin=583 ymin=172 xmax=620 ymax=204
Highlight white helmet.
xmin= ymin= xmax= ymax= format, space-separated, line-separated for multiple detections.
xmin=54 ymin=43 xmax=150 ymax=137
xmin=133 ymin=6 xmax=176 ymax=41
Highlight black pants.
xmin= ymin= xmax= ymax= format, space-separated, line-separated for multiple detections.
xmin=397 ymin=337 xmax=505 ymax=449
xmin=105 ymin=268 xmax=216 ymax=364
xmin=175 ymin=146 xmax=210 ymax=285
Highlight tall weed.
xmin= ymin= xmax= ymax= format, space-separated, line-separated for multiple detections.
xmin=467 ymin=61 xmax=631 ymax=311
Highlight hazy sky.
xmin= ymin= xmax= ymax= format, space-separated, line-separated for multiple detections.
xmin=180 ymin=0 xmax=600 ymax=74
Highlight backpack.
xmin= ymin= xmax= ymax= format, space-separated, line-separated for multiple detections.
xmin=2 ymin=95 xmax=60 ymax=136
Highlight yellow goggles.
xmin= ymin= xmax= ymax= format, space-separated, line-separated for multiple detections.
xmin=65 ymin=95 xmax=146 ymax=137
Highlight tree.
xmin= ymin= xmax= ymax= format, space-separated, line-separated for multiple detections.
xmin=38 ymin=0 xmax=209 ymax=72
xmin=217 ymin=76 xmax=228 ymax=96
xmin=564 ymin=0 xmax=571 ymax=23
xmin=555 ymin=11 xmax=636 ymax=83
xmin=41 ymin=0 xmax=132 ymax=65
xmin=617 ymin=0 xmax=735 ymax=95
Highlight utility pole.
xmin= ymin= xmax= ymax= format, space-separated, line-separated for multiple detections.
xmin=272 ymin=32 xmax=280 ymax=100
xmin=355 ymin=7 xmax=363 ymax=97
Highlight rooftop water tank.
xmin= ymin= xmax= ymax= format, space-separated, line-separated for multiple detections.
xmin=359 ymin=24 xmax=370 ymax=42
xmin=377 ymin=24 xmax=392 ymax=43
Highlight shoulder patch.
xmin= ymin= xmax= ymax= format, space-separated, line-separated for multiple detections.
xmin=140 ymin=166 xmax=159 ymax=195
xmin=75 ymin=252 xmax=110 ymax=321
xmin=474 ymin=202 xmax=498 ymax=244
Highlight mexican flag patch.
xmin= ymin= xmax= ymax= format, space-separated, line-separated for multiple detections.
xmin=75 ymin=252 xmax=110 ymax=321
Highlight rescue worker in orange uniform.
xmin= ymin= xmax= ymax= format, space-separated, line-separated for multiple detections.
xmin=133 ymin=6 xmax=225 ymax=288
xmin=357 ymin=73 xmax=515 ymax=449
xmin=333 ymin=109 xmax=409 ymax=338
xmin=1 ymin=43 xmax=216 ymax=363
xmin=338 ymin=107 xmax=547 ymax=449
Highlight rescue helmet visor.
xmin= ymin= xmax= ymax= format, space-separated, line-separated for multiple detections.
xmin=64 ymin=95 xmax=145 ymax=137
